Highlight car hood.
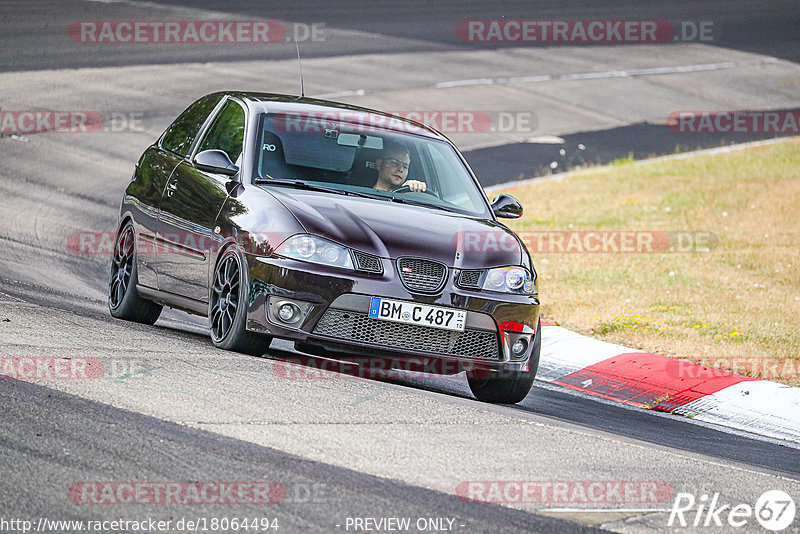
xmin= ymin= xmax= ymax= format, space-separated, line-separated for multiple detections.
xmin=263 ymin=188 xmax=524 ymax=269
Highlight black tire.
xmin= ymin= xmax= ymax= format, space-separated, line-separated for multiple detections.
xmin=467 ymin=318 xmax=541 ymax=404
xmin=108 ymin=221 xmax=163 ymax=324
xmin=209 ymin=248 xmax=272 ymax=356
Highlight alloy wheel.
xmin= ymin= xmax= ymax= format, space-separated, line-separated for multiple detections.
xmin=210 ymin=255 xmax=240 ymax=341
xmin=109 ymin=226 xmax=135 ymax=309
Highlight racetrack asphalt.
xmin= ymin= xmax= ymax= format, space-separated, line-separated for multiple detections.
xmin=1 ymin=377 xmax=603 ymax=534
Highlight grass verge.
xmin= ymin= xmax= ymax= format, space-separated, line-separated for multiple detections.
xmin=498 ymin=138 xmax=800 ymax=386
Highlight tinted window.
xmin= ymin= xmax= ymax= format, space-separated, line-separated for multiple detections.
xmin=161 ymin=95 xmax=222 ymax=157
xmin=425 ymin=143 xmax=486 ymax=213
xmin=254 ymin=113 xmax=491 ymax=218
xmin=196 ymin=99 xmax=246 ymax=164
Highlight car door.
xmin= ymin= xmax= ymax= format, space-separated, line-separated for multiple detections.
xmin=127 ymin=146 xmax=183 ymax=290
xmin=134 ymin=94 xmax=222 ymax=290
xmin=156 ymin=97 xmax=246 ymax=302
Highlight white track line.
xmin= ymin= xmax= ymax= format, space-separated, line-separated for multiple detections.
xmin=435 ymin=58 xmax=778 ymax=89
xmin=315 ymin=89 xmax=366 ymax=99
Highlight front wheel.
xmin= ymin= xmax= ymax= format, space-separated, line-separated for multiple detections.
xmin=209 ymin=248 xmax=272 ymax=356
xmin=467 ymin=318 xmax=541 ymax=404
xmin=108 ymin=221 xmax=162 ymax=324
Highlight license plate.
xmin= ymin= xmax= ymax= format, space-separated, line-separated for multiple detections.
xmin=368 ymin=297 xmax=466 ymax=332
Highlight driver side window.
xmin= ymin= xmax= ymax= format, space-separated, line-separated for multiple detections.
xmin=161 ymin=94 xmax=222 ymax=157
xmin=427 ymin=144 xmax=477 ymax=211
xmin=196 ymin=99 xmax=246 ymax=164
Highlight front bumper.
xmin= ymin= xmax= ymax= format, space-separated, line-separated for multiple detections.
xmin=243 ymin=254 xmax=540 ymax=373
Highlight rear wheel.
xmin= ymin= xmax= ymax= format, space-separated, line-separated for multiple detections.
xmin=467 ymin=318 xmax=541 ymax=404
xmin=108 ymin=222 xmax=162 ymax=324
xmin=209 ymin=248 xmax=272 ymax=356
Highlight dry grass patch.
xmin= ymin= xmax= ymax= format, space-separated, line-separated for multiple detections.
xmin=499 ymin=138 xmax=800 ymax=386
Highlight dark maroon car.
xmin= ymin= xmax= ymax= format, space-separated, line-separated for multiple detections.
xmin=108 ymin=91 xmax=540 ymax=403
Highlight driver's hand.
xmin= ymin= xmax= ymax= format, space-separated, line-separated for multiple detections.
xmin=403 ymin=179 xmax=427 ymax=192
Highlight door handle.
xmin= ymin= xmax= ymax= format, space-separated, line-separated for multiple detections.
xmin=166 ymin=179 xmax=178 ymax=197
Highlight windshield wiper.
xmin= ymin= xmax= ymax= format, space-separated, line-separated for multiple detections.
xmin=389 ymin=196 xmax=458 ymax=213
xmin=254 ymin=178 xmax=385 ymax=200
xmin=254 ymin=178 xmax=343 ymax=194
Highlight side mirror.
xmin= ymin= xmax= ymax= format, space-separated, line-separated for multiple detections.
xmin=194 ymin=149 xmax=239 ymax=176
xmin=491 ymin=193 xmax=523 ymax=219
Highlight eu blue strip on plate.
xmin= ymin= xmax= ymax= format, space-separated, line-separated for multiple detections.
xmin=369 ymin=297 xmax=381 ymax=318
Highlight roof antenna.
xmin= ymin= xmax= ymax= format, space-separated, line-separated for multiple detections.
xmin=294 ymin=38 xmax=305 ymax=98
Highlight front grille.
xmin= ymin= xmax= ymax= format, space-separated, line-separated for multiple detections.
xmin=353 ymin=251 xmax=383 ymax=274
xmin=457 ymin=269 xmax=483 ymax=289
xmin=397 ymin=258 xmax=447 ymax=293
xmin=314 ymin=309 xmax=500 ymax=360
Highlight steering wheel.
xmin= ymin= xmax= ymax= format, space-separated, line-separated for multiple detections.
xmin=391 ymin=185 xmax=436 ymax=195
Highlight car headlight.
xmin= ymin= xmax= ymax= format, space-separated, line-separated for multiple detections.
xmin=481 ymin=266 xmax=536 ymax=295
xmin=275 ymin=234 xmax=355 ymax=270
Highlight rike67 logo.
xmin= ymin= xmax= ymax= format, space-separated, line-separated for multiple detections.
xmin=669 ymin=490 xmax=796 ymax=531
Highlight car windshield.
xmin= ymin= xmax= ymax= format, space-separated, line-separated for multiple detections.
xmin=253 ymin=112 xmax=491 ymax=217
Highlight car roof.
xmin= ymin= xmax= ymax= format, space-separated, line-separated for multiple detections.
xmin=212 ymin=91 xmax=447 ymax=141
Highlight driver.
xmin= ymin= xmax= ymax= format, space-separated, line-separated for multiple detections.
xmin=373 ymin=143 xmax=427 ymax=192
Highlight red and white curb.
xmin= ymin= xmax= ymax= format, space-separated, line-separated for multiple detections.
xmin=537 ymin=322 xmax=800 ymax=445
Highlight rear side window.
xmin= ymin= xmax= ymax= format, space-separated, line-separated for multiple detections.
xmin=196 ymin=99 xmax=246 ymax=164
xmin=161 ymin=95 xmax=222 ymax=157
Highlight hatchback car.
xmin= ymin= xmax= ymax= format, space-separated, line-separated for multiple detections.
xmin=108 ymin=91 xmax=540 ymax=403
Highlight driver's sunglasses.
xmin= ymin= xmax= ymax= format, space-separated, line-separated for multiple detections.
xmin=384 ymin=157 xmax=410 ymax=171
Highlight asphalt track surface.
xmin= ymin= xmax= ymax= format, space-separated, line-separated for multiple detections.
xmin=1 ymin=1 xmax=800 ymax=532
xmin=3 ymin=0 xmax=799 ymax=69
xmin=1 ymin=378 xmax=596 ymax=534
